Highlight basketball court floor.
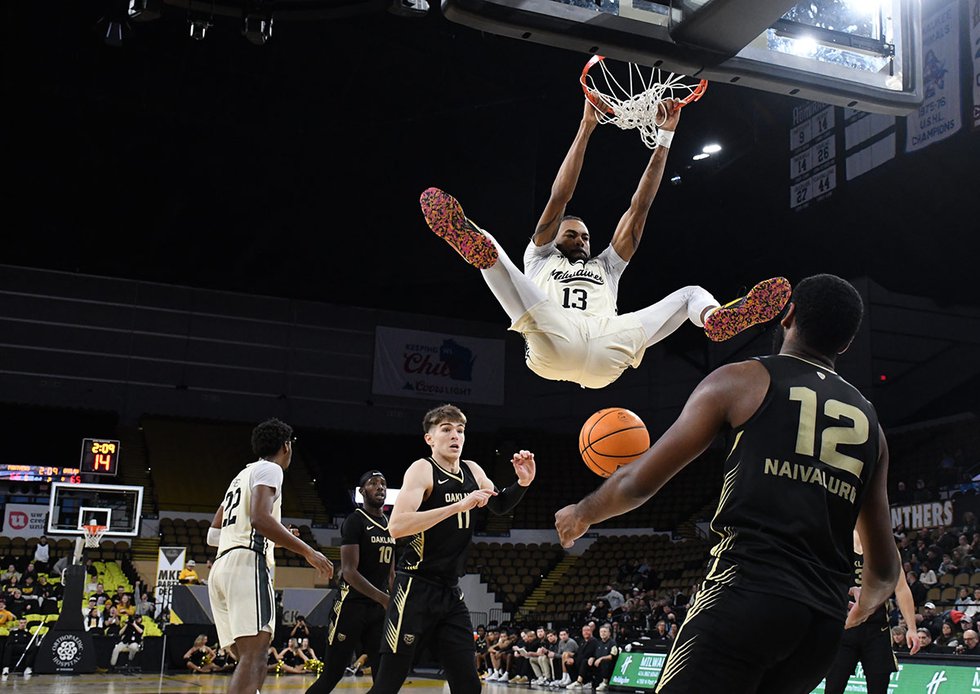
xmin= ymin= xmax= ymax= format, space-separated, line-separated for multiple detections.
xmin=0 ymin=672 xmax=513 ymax=692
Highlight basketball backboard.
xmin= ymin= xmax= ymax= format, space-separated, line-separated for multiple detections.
xmin=47 ymin=482 xmax=144 ymax=538
xmin=441 ymin=0 xmax=923 ymax=115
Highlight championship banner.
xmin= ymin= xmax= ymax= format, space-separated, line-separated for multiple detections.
xmin=891 ymin=501 xmax=954 ymax=530
xmin=2 ymin=503 xmax=49 ymax=537
xmin=155 ymin=546 xmax=186 ymax=619
xmin=372 ymin=326 xmax=505 ymax=405
xmin=972 ymin=0 xmax=980 ymax=128
xmin=906 ymin=0 xmax=962 ymax=151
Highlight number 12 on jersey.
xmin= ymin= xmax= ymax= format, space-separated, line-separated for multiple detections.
xmin=789 ymin=386 xmax=870 ymax=478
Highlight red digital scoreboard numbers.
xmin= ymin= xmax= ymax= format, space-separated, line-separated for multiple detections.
xmin=80 ymin=438 xmax=121 ymax=476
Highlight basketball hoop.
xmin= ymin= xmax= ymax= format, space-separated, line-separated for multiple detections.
xmin=82 ymin=524 xmax=107 ymax=548
xmin=581 ymin=55 xmax=708 ymax=150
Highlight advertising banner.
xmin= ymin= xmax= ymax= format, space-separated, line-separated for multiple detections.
xmin=155 ymin=546 xmax=186 ymax=617
xmin=2 ymin=503 xmax=49 ymax=538
xmin=372 ymin=326 xmax=505 ymax=405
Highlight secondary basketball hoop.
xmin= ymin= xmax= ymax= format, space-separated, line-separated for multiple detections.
xmin=581 ymin=55 xmax=707 ymax=150
xmin=82 ymin=524 xmax=107 ymax=548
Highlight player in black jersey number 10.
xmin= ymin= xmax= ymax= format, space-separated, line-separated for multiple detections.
xmin=556 ymin=274 xmax=900 ymax=694
xmin=366 ymin=404 xmax=535 ymax=694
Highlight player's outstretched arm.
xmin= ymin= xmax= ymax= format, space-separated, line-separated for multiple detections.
xmin=250 ymin=484 xmax=334 ymax=581
xmin=847 ymin=428 xmax=900 ymax=628
xmin=388 ymin=459 xmax=495 ymax=538
xmin=893 ymin=554 xmax=921 ymax=654
xmin=556 ymin=362 xmax=756 ymax=547
xmin=340 ymin=544 xmax=389 ymax=609
xmin=468 ymin=452 xmax=535 ymax=515
xmin=533 ymin=99 xmax=601 ymax=247
xmin=608 ymin=99 xmax=681 ymax=262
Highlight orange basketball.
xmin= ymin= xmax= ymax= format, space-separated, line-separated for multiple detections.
xmin=579 ymin=408 xmax=650 ymax=478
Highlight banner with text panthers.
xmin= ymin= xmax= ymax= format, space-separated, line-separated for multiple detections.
xmin=372 ymin=326 xmax=505 ymax=405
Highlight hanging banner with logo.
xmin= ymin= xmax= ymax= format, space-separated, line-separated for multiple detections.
xmin=372 ymin=326 xmax=505 ymax=405
xmin=907 ymin=1 xmax=962 ymax=151
xmin=3 ymin=503 xmax=49 ymax=537
xmin=972 ymin=0 xmax=980 ymax=128
xmin=155 ymin=546 xmax=186 ymax=617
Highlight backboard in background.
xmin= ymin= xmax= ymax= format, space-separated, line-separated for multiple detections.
xmin=441 ymin=0 xmax=923 ymax=115
xmin=47 ymin=482 xmax=144 ymax=538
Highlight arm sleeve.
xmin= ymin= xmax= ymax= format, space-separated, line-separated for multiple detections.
xmin=486 ymin=483 xmax=528 ymax=515
xmin=250 ymin=462 xmax=284 ymax=497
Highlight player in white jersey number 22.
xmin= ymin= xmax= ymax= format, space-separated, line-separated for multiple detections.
xmin=207 ymin=418 xmax=334 ymax=694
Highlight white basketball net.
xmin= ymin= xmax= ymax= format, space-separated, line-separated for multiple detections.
xmin=83 ymin=525 xmax=107 ymax=548
xmin=581 ymin=56 xmax=706 ymax=150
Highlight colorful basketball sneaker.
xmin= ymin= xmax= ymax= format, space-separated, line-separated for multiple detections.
xmin=419 ymin=187 xmax=499 ymax=270
xmin=704 ymin=277 xmax=792 ymax=342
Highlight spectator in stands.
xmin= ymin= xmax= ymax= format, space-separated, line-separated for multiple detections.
xmin=84 ymin=560 xmax=98 ymax=591
xmin=906 ymin=572 xmax=927 ymax=607
xmin=955 ymin=586 xmax=974 ymax=609
xmin=597 ymin=584 xmax=625 ymax=611
xmin=115 ymin=594 xmax=136 ymax=619
xmin=83 ymin=606 xmax=102 ymax=632
xmin=552 ymin=628 xmax=579 ymax=687
xmin=892 ymin=482 xmax=910 ymax=505
xmin=135 ymin=591 xmax=154 ymax=617
xmin=935 ymin=621 xmax=958 ymax=648
xmin=103 ymin=607 xmax=122 ymax=639
xmin=5 ymin=589 xmax=28 ymax=618
xmin=19 ymin=576 xmax=35 ymax=603
xmin=178 ymin=559 xmax=201 ymax=585
xmin=0 ymin=565 xmax=20 ymax=585
xmin=32 ymin=537 xmax=50 ymax=574
xmin=109 ymin=615 xmax=143 ymax=671
xmin=937 ymin=553 xmax=959 ymax=577
xmin=891 ymin=627 xmax=910 ymax=653
xmin=183 ymin=634 xmax=219 ymax=673
xmin=33 ymin=575 xmax=59 ymax=615
xmin=919 ymin=602 xmax=944 ymax=637
xmin=912 ymin=479 xmax=931 ymax=503
xmin=915 ymin=628 xmax=935 ymax=653
xmin=918 ymin=563 xmax=938 ymax=588
xmin=956 ymin=630 xmax=980 ymax=655
xmin=1 ymin=618 xmax=33 ymax=677
xmin=0 ymin=600 xmax=15 ymax=627
xmin=651 ymin=620 xmax=670 ymax=644
xmin=91 ymin=582 xmax=110 ymax=605
xmin=566 ymin=623 xmax=598 ymax=690
xmin=50 ymin=555 xmax=68 ymax=578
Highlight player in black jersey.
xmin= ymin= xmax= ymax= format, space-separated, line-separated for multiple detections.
xmin=306 ymin=470 xmax=395 ymax=694
xmin=366 ymin=403 xmax=536 ymax=694
xmin=822 ymin=530 xmax=920 ymax=694
xmin=556 ymin=274 xmax=899 ymax=694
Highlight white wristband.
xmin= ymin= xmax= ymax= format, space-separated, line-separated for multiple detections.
xmin=207 ymin=527 xmax=221 ymax=547
xmin=655 ymin=129 xmax=674 ymax=149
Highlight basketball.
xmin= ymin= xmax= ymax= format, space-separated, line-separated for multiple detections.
xmin=579 ymin=408 xmax=650 ymax=477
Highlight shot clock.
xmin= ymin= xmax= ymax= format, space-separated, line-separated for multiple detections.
xmin=80 ymin=438 xmax=120 ymax=476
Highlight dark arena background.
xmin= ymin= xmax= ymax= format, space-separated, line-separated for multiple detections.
xmin=1 ymin=0 xmax=979 ymax=692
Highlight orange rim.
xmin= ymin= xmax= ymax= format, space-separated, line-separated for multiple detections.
xmin=581 ymin=54 xmax=708 ymax=109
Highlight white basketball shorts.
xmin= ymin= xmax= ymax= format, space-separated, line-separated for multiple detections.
xmin=208 ymin=548 xmax=276 ymax=648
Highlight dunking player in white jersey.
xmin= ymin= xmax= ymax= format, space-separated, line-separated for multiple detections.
xmin=207 ymin=418 xmax=333 ymax=694
xmin=421 ymin=97 xmax=791 ymax=389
